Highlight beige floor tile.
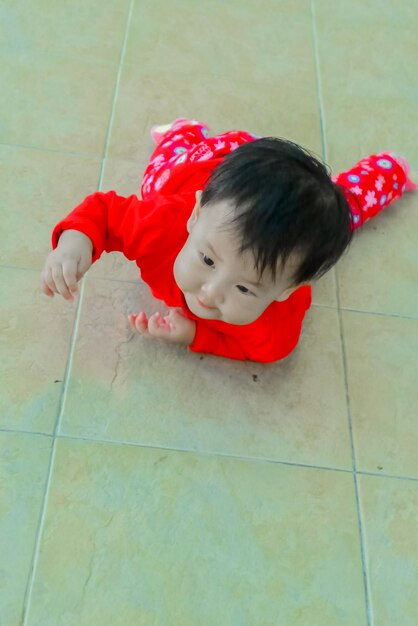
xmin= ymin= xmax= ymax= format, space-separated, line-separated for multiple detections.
xmin=358 ymin=475 xmax=418 ymax=626
xmin=0 ymin=268 xmax=75 ymax=433
xmin=107 ymin=66 xmax=322 ymax=162
xmin=59 ymin=278 xmax=352 ymax=469
xmin=311 ymin=267 xmax=337 ymax=307
xmin=315 ymin=0 xmax=418 ymax=167
xmin=0 ymin=431 xmax=51 ymax=626
xmin=342 ymin=311 xmax=418 ymax=477
xmin=87 ymin=251 xmax=141 ymax=284
xmin=0 ymin=51 xmax=117 ymax=154
xmin=337 ymin=192 xmax=418 ymax=318
xmin=3 ymin=0 xmax=416 ymax=623
xmin=1 ymin=0 xmax=130 ymax=62
xmin=101 ymin=156 xmax=150 ymax=197
xmin=0 ymin=145 xmax=100 ymax=270
xmin=27 ymin=438 xmax=368 ymax=626
xmin=125 ymin=0 xmax=315 ymax=83
xmin=315 ymin=1 xmax=418 ymax=317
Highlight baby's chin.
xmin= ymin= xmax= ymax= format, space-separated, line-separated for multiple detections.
xmin=183 ymin=292 xmax=257 ymax=326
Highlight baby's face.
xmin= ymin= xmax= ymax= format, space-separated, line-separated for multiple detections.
xmin=173 ymin=195 xmax=300 ymax=325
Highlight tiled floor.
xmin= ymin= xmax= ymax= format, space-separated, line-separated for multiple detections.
xmin=1 ymin=1 xmax=417 ymax=625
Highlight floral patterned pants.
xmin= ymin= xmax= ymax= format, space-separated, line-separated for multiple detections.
xmin=141 ymin=120 xmax=413 ymax=231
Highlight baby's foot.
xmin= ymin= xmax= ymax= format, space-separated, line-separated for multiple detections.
xmin=389 ymin=153 xmax=418 ymax=191
xmin=150 ymin=118 xmax=206 ymax=144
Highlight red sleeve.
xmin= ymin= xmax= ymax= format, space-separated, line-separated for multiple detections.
xmin=189 ymin=318 xmax=303 ymax=363
xmin=51 ymin=191 xmax=155 ymax=262
xmin=189 ymin=323 xmax=248 ymax=360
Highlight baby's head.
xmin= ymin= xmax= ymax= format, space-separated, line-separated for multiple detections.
xmin=174 ymin=138 xmax=353 ymax=325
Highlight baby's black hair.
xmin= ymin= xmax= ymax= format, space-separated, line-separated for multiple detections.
xmin=200 ymin=137 xmax=353 ymax=285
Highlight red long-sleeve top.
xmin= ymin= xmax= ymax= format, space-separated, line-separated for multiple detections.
xmin=52 ymin=158 xmax=312 ymax=362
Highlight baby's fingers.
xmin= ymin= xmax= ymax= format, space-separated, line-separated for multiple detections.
xmin=40 ymin=270 xmax=55 ymax=297
xmin=51 ymin=265 xmax=74 ymax=301
xmin=62 ymin=259 xmax=79 ymax=298
xmin=129 ymin=312 xmax=149 ymax=335
xmin=148 ymin=312 xmax=172 ymax=337
xmin=42 ymin=266 xmax=61 ymax=297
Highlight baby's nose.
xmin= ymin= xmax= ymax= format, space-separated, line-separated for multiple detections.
xmin=201 ymin=282 xmax=224 ymax=305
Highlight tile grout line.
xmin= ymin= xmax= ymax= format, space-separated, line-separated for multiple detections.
xmin=20 ymin=2 xmax=135 ymax=622
xmin=97 ymin=0 xmax=135 ymax=191
xmin=0 ymin=428 xmax=52 ymax=439
xmin=56 ymin=432 xmax=353 ymax=474
xmin=0 ymin=140 xmax=147 ymax=165
xmin=310 ymin=0 xmax=327 ymax=164
xmin=0 ymin=141 xmax=103 ymax=159
xmin=336 ymin=299 xmax=374 ymax=626
xmin=53 ymin=279 xmax=86 ymax=438
xmin=310 ymin=2 xmax=373 ymax=624
xmin=358 ymin=470 xmax=418 ymax=483
xmin=20 ymin=279 xmax=86 ymax=626
xmin=20 ymin=438 xmax=57 ymax=626
xmin=2 ymin=426 xmax=418 ymax=483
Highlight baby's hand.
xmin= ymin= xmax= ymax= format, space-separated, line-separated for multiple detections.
xmin=129 ymin=308 xmax=196 ymax=346
xmin=40 ymin=229 xmax=93 ymax=301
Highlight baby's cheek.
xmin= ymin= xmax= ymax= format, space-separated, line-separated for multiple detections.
xmin=173 ymin=258 xmax=185 ymax=291
xmin=173 ymin=252 xmax=199 ymax=291
xmin=228 ymin=299 xmax=267 ymax=325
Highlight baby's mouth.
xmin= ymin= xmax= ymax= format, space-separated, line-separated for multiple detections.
xmin=196 ymin=297 xmax=217 ymax=310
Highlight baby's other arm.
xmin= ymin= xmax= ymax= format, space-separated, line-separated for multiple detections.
xmin=41 ymin=191 xmax=154 ymax=300
xmin=40 ymin=229 xmax=92 ymax=301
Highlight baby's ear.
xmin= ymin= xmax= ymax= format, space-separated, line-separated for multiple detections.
xmin=275 ymin=283 xmax=309 ymax=302
xmin=186 ymin=190 xmax=203 ymax=233
xmin=275 ymin=287 xmax=296 ymax=302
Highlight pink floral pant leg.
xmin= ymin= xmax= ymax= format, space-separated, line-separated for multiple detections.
xmin=333 ymin=152 xmax=414 ymax=230
xmin=141 ymin=122 xmax=256 ymax=200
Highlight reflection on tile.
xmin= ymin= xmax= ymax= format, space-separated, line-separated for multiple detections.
xmin=0 ymin=432 xmax=51 ymax=626
xmin=107 ymin=66 xmax=321 ymax=162
xmin=1 ymin=0 xmax=130 ymax=62
xmin=359 ymin=475 xmax=418 ymax=626
xmin=316 ymin=0 xmax=418 ymax=167
xmin=343 ymin=311 xmax=418 ymax=477
xmin=0 ymin=145 xmax=100 ymax=269
xmin=101 ymin=157 xmax=150 ymax=197
xmin=316 ymin=0 xmax=418 ymax=318
xmin=0 ymin=52 xmax=116 ymax=154
xmin=87 ymin=252 xmax=141 ymax=284
xmin=59 ymin=278 xmax=351 ymax=468
xmin=4 ymin=1 xmax=417 ymax=621
xmin=311 ymin=268 xmax=337 ymax=307
xmin=126 ymin=0 xmax=316 ymax=83
xmin=337 ymin=193 xmax=418 ymax=318
xmin=28 ymin=438 xmax=368 ymax=626
xmin=0 ymin=268 xmax=75 ymax=433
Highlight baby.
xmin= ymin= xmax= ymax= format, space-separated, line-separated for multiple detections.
xmin=40 ymin=119 xmax=416 ymax=362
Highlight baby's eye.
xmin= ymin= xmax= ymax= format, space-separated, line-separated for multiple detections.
xmin=237 ymin=285 xmax=253 ymax=295
xmin=201 ymin=254 xmax=215 ymax=267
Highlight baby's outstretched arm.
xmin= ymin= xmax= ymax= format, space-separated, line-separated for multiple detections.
xmin=40 ymin=229 xmax=93 ymax=301
xmin=41 ymin=190 xmax=157 ymax=302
